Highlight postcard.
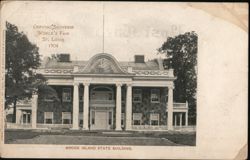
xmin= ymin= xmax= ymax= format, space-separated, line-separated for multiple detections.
xmin=0 ymin=1 xmax=248 ymax=159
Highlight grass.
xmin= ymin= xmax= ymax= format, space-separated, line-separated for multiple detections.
xmin=5 ymin=129 xmax=196 ymax=146
xmin=159 ymin=133 xmax=196 ymax=146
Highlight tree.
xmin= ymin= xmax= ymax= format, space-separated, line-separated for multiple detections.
xmin=158 ymin=31 xmax=197 ymax=125
xmin=5 ymin=22 xmax=58 ymax=123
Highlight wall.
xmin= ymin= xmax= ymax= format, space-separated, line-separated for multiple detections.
xmin=37 ymin=85 xmax=168 ymax=125
xmin=132 ymin=87 xmax=167 ymax=125
xmin=37 ymin=85 xmax=73 ymax=124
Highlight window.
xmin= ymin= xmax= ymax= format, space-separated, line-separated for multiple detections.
xmin=62 ymin=88 xmax=71 ymax=102
xmin=91 ymin=111 xmax=95 ymax=125
xmin=108 ymin=111 xmax=112 ymax=125
xmin=150 ymin=113 xmax=159 ymax=126
xmin=108 ymin=93 xmax=112 ymax=100
xmin=133 ymin=89 xmax=142 ymax=102
xmin=91 ymin=92 xmax=113 ymax=101
xmin=44 ymin=95 xmax=53 ymax=102
xmin=44 ymin=112 xmax=53 ymax=124
xmin=133 ymin=113 xmax=142 ymax=125
xmin=151 ymin=89 xmax=160 ymax=103
xmin=62 ymin=112 xmax=72 ymax=124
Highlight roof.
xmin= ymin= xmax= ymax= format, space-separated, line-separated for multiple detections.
xmin=41 ymin=54 xmax=161 ymax=70
xmin=37 ymin=53 xmax=174 ymax=78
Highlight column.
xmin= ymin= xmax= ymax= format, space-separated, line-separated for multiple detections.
xmin=31 ymin=93 xmax=38 ymax=129
xmin=167 ymin=86 xmax=174 ymax=130
xmin=125 ymin=83 xmax=132 ymax=130
xmin=83 ymin=82 xmax=90 ymax=130
xmin=16 ymin=110 xmax=21 ymax=124
xmin=180 ymin=113 xmax=183 ymax=127
xmin=72 ymin=82 xmax=79 ymax=130
xmin=116 ymin=83 xmax=122 ymax=131
xmin=185 ymin=101 xmax=188 ymax=126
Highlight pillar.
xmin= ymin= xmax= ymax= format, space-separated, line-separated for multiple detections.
xmin=125 ymin=83 xmax=132 ymax=130
xmin=167 ymin=86 xmax=174 ymax=130
xmin=16 ymin=110 xmax=22 ymax=124
xmin=116 ymin=83 xmax=122 ymax=131
xmin=83 ymin=82 xmax=90 ymax=130
xmin=72 ymin=82 xmax=79 ymax=130
xmin=31 ymin=93 xmax=38 ymax=129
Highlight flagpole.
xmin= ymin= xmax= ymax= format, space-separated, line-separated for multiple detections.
xmin=102 ymin=3 xmax=105 ymax=53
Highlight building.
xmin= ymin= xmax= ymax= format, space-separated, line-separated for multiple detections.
xmin=9 ymin=53 xmax=189 ymax=131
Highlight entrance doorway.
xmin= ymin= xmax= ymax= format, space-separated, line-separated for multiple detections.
xmin=90 ymin=110 xmax=113 ymax=130
xmin=89 ymin=85 xmax=115 ymax=130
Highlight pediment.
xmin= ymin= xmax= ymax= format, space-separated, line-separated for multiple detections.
xmin=80 ymin=53 xmax=126 ymax=74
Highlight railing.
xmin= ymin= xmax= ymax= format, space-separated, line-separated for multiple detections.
xmin=16 ymin=99 xmax=32 ymax=105
xmin=90 ymin=100 xmax=115 ymax=104
xmin=132 ymin=125 xmax=196 ymax=131
xmin=6 ymin=123 xmax=32 ymax=129
xmin=37 ymin=123 xmax=72 ymax=129
xmin=132 ymin=69 xmax=174 ymax=77
xmin=90 ymin=100 xmax=116 ymax=108
xmin=36 ymin=69 xmax=73 ymax=75
xmin=173 ymin=103 xmax=187 ymax=108
xmin=5 ymin=123 xmax=73 ymax=129
xmin=132 ymin=125 xmax=168 ymax=130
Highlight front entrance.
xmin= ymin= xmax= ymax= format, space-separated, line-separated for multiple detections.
xmin=95 ymin=111 xmax=108 ymax=129
xmin=90 ymin=110 xmax=113 ymax=130
xmin=89 ymin=85 xmax=115 ymax=130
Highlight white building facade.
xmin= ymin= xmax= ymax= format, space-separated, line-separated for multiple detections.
xmin=10 ymin=53 xmax=189 ymax=131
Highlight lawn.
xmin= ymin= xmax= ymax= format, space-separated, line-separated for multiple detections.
xmin=4 ymin=129 xmax=196 ymax=146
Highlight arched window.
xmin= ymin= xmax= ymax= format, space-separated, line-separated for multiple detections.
xmin=90 ymin=86 xmax=114 ymax=101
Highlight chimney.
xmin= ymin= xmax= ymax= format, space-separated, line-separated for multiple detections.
xmin=57 ymin=53 xmax=70 ymax=62
xmin=134 ymin=55 xmax=144 ymax=63
xmin=127 ymin=66 xmax=133 ymax=73
xmin=41 ymin=56 xmax=50 ymax=67
xmin=157 ymin=58 xmax=164 ymax=70
xmin=169 ymin=68 xmax=174 ymax=77
xmin=73 ymin=66 xmax=79 ymax=73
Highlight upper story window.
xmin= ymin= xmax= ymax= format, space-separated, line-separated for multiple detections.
xmin=151 ymin=89 xmax=160 ymax=103
xmin=91 ymin=92 xmax=113 ymax=101
xmin=44 ymin=95 xmax=53 ymax=102
xmin=62 ymin=88 xmax=71 ymax=102
xmin=133 ymin=89 xmax=142 ymax=103
xmin=90 ymin=86 xmax=114 ymax=101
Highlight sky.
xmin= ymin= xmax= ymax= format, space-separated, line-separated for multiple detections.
xmin=1 ymin=1 xmax=246 ymax=62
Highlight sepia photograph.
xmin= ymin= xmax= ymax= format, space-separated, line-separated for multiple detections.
xmin=0 ymin=1 xmax=247 ymax=159
xmin=3 ymin=2 xmax=197 ymax=146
